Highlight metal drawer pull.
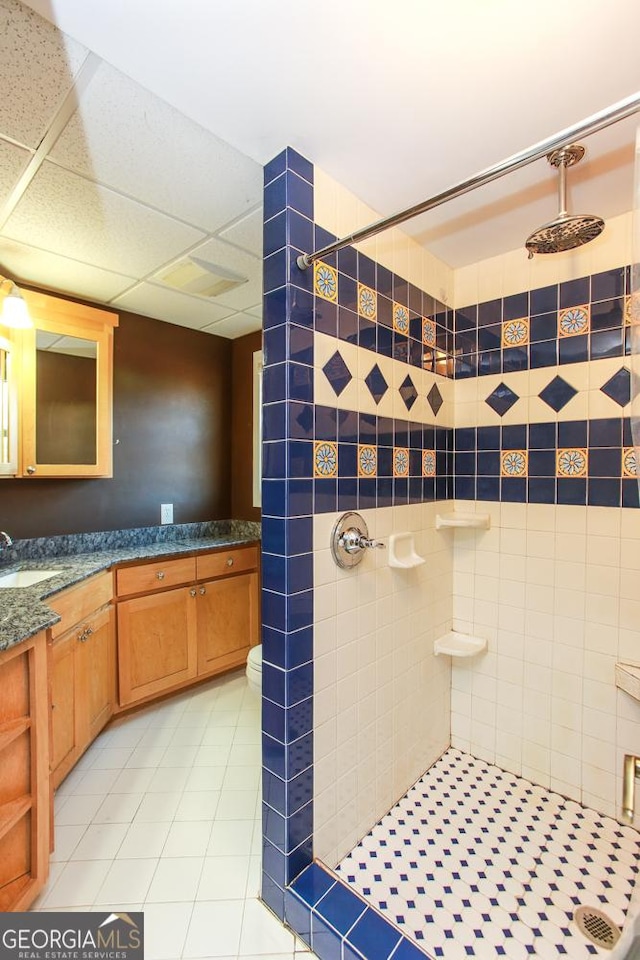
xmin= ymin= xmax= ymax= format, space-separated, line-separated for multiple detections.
xmin=156 ymin=571 xmax=165 ymax=580
xmin=199 ymin=586 xmax=206 ymax=596
xmin=226 ymin=557 xmax=234 ymax=567
xmin=189 ymin=588 xmax=197 ymax=597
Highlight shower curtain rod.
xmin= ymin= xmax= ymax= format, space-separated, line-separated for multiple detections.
xmin=296 ymin=90 xmax=640 ymax=270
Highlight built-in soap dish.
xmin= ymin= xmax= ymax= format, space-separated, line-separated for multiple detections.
xmin=435 ymin=512 xmax=490 ymax=530
xmin=434 ymin=631 xmax=487 ymax=657
xmin=388 ymin=532 xmax=425 ymax=569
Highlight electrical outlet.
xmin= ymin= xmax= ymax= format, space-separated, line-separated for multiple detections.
xmin=160 ymin=503 xmax=173 ymax=525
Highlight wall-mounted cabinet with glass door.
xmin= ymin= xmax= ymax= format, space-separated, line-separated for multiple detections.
xmin=0 ymin=290 xmax=118 ymax=479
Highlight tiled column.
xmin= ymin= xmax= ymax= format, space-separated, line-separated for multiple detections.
xmin=261 ymin=148 xmax=316 ymax=918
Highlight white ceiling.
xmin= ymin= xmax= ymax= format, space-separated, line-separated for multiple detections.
xmin=3 ymin=0 xmax=640 ymax=337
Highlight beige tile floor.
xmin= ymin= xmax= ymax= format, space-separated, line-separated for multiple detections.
xmin=32 ymin=669 xmax=314 ymax=960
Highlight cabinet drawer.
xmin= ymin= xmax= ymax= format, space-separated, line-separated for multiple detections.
xmin=116 ymin=556 xmax=196 ymax=598
xmin=196 ymin=545 xmax=259 ymax=581
xmin=48 ymin=570 xmax=112 ymax=639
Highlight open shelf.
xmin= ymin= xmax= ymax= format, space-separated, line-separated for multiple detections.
xmin=616 ymin=663 xmax=640 ymax=703
xmin=436 ymin=512 xmax=491 ymax=530
xmin=434 ymin=631 xmax=487 ymax=658
xmin=0 ymin=717 xmax=31 ymax=755
xmin=0 ymin=795 xmax=32 ymax=844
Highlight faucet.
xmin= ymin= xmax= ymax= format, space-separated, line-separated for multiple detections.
xmin=0 ymin=531 xmax=12 ymax=550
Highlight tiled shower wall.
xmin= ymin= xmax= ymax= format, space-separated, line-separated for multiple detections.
xmin=448 ymin=220 xmax=640 ymax=826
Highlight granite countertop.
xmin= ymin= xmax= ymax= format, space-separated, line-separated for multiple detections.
xmin=0 ymin=526 xmax=260 ymax=653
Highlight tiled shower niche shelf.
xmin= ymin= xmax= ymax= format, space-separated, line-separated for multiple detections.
xmin=616 ymin=662 xmax=640 ymax=702
xmin=434 ymin=630 xmax=487 ymax=657
xmin=435 ymin=511 xmax=491 ymax=530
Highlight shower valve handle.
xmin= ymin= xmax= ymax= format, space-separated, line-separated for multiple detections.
xmin=340 ymin=529 xmax=385 ymax=554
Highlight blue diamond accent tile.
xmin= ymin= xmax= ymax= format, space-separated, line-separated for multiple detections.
xmin=485 ymin=382 xmax=520 ymax=416
xmin=538 ymin=375 xmax=578 ymax=412
xmin=601 ymin=367 xmax=631 ymax=407
xmin=427 ymin=383 xmax=443 ymax=416
xmin=365 ymin=364 xmax=388 ymax=405
xmin=399 ymin=375 xmax=418 ymax=411
xmin=323 ymin=350 xmax=353 ymax=397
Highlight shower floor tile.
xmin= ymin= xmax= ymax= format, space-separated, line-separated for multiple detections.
xmin=336 ymin=748 xmax=640 ymax=959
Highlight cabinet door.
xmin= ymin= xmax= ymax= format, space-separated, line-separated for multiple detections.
xmin=117 ymin=587 xmax=198 ymax=706
xmin=50 ymin=631 xmax=80 ymax=787
xmin=76 ymin=605 xmax=115 ymax=743
xmin=197 ymin=572 xmax=258 ymax=677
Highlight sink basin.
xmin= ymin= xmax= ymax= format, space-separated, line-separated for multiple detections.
xmin=0 ymin=569 xmax=64 ymax=588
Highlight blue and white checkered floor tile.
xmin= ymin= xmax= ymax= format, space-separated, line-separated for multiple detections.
xmin=337 ymin=749 xmax=640 ymax=960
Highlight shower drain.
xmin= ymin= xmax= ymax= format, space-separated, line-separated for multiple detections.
xmin=573 ymin=906 xmax=621 ymax=950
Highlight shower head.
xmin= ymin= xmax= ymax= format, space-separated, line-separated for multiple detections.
xmin=525 ymin=144 xmax=604 ymax=258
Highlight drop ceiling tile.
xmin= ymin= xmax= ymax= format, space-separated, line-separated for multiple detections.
xmin=0 ymin=139 xmax=32 ymax=206
xmin=50 ymin=60 xmax=263 ymax=232
xmin=246 ymin=303 xmax=263 ymax=319
xmin=112 ymin=282 xmax=235 ymax=330
xmin=217 ymin=207 xmax=263 ymax=257
xmin=3 ymin=161 xmax=205 ymax=277
xmin=0 ymin=237 xmax=136 ymax=302
xmin=0 ymin=0 xmax=88 ymax=148
xmin=201 ymin=311 xmax=262 ymax=339
xmin=186 ymin=236 xmax=261 ymax=311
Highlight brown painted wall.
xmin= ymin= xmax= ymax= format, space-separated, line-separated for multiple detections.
xmin=1 ymin=310 xmax=233 ymax=539
xmin=231 ymin=330 xmax=262 ymax=522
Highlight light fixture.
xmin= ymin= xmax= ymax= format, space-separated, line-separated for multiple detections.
xmin=0 ymin=275 xmax=32 ymax=329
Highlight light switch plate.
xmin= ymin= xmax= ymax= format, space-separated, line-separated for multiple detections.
xmin=160 ymin=503 xmax=173 ymax=524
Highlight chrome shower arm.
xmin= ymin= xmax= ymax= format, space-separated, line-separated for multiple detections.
xmin=296 ymin=90 xmax=640 ymax=270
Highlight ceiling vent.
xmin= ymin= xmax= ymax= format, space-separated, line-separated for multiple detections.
xmin=156 ymin=256 xmax=248 ymax=298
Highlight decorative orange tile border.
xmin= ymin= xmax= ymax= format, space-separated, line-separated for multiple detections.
xmin=502 ymin=318 xmax=529 ymax=348
xmin=314 ymin=262 xmax=338 ymax=303
xmin=392 ymin=303 xmax=410 ymax=335
xmin=314 ymin=440 xmax=338 ymax=477
xmin=422 ymin=450 xmax=436 ymax=477
xmin=358 ymin=445 xmax=377 ymax=478
xmin=501 ymin=450 xmax=528 ymax=477
xmin=357 ymin=284 xmax=376 ymax=321
xmin=557 ymin=448 xmax=588 ymax=478
xmin=393 ymin=447 xmax=409 ymax=477
xmin=558 ymin=305 xmax=590 ymax=338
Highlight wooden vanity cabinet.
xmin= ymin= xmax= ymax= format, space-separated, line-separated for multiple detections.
xmin=47 ymin=571 xmax=115 ymax=788
xmin=0 ymin=630 xmax=49 ymax=911
xmin=116 ymin=546 xmax=259 ymax=709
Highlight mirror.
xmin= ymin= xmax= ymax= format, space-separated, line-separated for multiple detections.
xmin=35 ymin=332 xmax=97 ymax=465
xmin=0 ymin=336 xmax=17 ymax=475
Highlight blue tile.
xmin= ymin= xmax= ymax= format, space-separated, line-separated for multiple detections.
xmin=504 ymin=291 xmax=529 ymax=321
xmin=323 ymin=350 xmax=353 ymax=397
xmin=263 ymin=839 xmax=287 ymax=887
xmin=339 ymin=307 xmax=359 ymax=345
xmin=311 ymin=915 xmax=342 ymax=960
xmin=528 ymin=477 xmax=556 ymax=503
xmin=530 ymin=339 xmax=558 ymax=368
xmin=455 ymin=452 xmax=475 ymax=476
xmin=365 ymin=363 xmax=389 ymax=404
xmin=623 ymin=478 xmax=640 ymax=508
xmin=346 ymin=908 xmax=402 ymax=960
xmin=588 ymin=478 xmax=621 ymax=507
xmin=393 ymin=333 xmax=409 ymax=365
xmin=422 ymin=476 xmax=435 ymax=502
xmin=261 ymin=871 xmax=285 ymax=922
xmin=377 ymin=295 xmax=392 ymax=328
xmin=359 ymin=316 xmax=377 ymax=352
xmin=623 ymin=418 xmax=633 ymax=445
xmin=286 ymin=802 xmax=314 ymax=854
xmin=264 ymin=151 xmax=286 ymax=186
xmin=263 ymin=660 xmax=286 ymax=709
xmin=359 ymin=412 xmax=377 ymax=444
xmin=286 ymin=147 xmax=314 ymax=183
xmin=591 ymin=297 xmax=623 ymax=330
xmin=286 ymin=661 xmax=313 ymax=706
xmin=503 ymin=346 xmax=528 ymax=372
xmin=456 ymin=329 xmax=477 ymax=354
xmin=287 ymin=478 xmax=313 ymax=516
xmin=288 ymin=766 xmax=313 ymax=815
xmin=501 ymin=477 xmax=527 ymax=502
xmin=264 ymin=287 xmax=288 ymax=330
xmin=263 ymin=441 xmax=286 ymax=480
xmin=589 ymin=448 xmax=622 ymax=477
xmin=560 ymin=276 xmax=589 ymax=308
xmin=530 ymin=312 xmax=557 ymax=342
xmin=539 ymin=375 xmax=578 ymax=412
xmin=262 ymin=480 xmax=287 ymax=518
xmin=290 ymin=287 xmax=314 ymax=327
xmin=286 ymin=170 xmax=313 ymax=218
xmin=530 ymin=284 xmax=558 ymax=315
xmin=285 ymin=889 xmax=312 ymax=942
xmin=288 ymin=209 xmax=314 ymax=254
xmin=591 ymin=328 xmax=624 ymax=360
xmin=338 ymin=274 xmax=357 ymax=313
xmin=529 ymin=422 xmax=556 ymax=449
xmin=315 ymin=405 xmax=338 ymax=441
xmin=477 ymin=426 xmax=500 ymax=450
xmin=292 ymin=864 xmax=336 ymax=909
xmin=529 ymin=450 xmax=556 ymax=477
xmin=264 ymin=324 xmax=287 ymax=367
xmin=485 ymin=382 xmax=520 ymax=416
xmin=478 ymin=324 xmax=501 ymax=350
xmin=289 ymin=248 xmax=314 ymax=294
xmin=393 ymin=476 xmax=408 ymax=504
xmin=455 ymin=355 xmax=477 ymax=379
xmin=478 ymin=298 xmax=502 ymax=326
xmin=455 ymin=305 xmax=477 ymax=331
xmin=338 ymin=245 xmax=358 ymax=279
xmin=359 ymin=477 xmax=377 ymax=508
xmin=289 ymin=325 xmax=314 ymax=366
xmin=477 ymin=451 xmax=500 ymax=475
xmin=377 ymin=324 xmax=393 ymax=358
xmin=557 ymin=477 xmax=587 ymax=505
xmin=394 ymin=419 xmax=409 ymax=448
xmin=559 ymin=334 xmax=588 ymax=365
xmin=391 ymin=938 xmax=433 ymax=960
xmin=314 ymin=478 xmax=337 ymax=513
xmin=314 ymin=226 xmax=336 ymax=260
xmin=286 ymin=517 xmax=313 ymax=556
xmin=377 ymin=477 xmax=393 ymax=507
xmin=338 ymin=478 xmax=358 ymax=511
xmin=264 ymin=248 xmax=287 ymax=293
xmin=558 ymin=420 xmax=587 ymax=447
xmin=263 ymin=732 xmax=286 ymax=779
xmin=316 ymin=882 xmax=367 ymax=935
xmin=287 ymin=553 xmax=313 ymax=595
xmin=263 ymin=363 xmax=286 ymax=403
xmin=375 ymin=445 xmax=391 ymax=475
xmin=288 ymin=440 xmax=313 ymax=478
xmin=289 ymin=400 xmax=313 ymax=440
xmin=285 ymin=842 xmax=311 ymax=888
xmin=338 ymin=444 xmax=358 ymax=477
xmin=264 ymin=173 xmax=287 ymax=220
xmin=288 ymin=362 xmax=314 ymax=403
xmin=455 ymin=476 xmax=475 ymax=499
xmin=286 ymin=731 xmax=313 ymax=779
xmin=262 ymin=553 xmax=286 ymax=593
xmin=427 ymin=384 xmax=444 ymax=417
xmin=315 ymin=298 xmax=337 ymax=338
xmin=338 ymin=409 xmax=359 ymax=444
xmin=409 ymin=337 xmax=423 ymax=368
xmin=456 ymin=427 xmax=476 ymax=451
xmin=601 ymin=367 xmax=631 ymax=407
xmin=358 ymin=253 xmax=376 ymax=288
xmin=590 ymin=417 xmax=622 ymax=447
xmin=591 ymin=268 xmax=624 ymax=302
xmin=264 ymin=211 xmax=287 ymax=257
xmin=477 ymin=476 xmax=500 ymax=500
xmin=263 ymin=769 xmax=286 ymax=816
